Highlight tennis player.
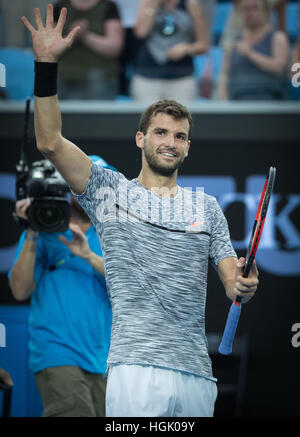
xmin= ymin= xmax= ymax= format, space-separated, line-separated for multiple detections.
xmin=21 ymin=4 xmax=259 ymax=417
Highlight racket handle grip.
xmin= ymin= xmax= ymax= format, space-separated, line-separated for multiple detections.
xmin=218 ymin=301 xmax=242 ymax=355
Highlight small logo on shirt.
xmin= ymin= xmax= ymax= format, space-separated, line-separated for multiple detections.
xmin=190 ymin=221 xmax=204 ymax=227
xmin=186 ymin=219 xmax=205 ymax=233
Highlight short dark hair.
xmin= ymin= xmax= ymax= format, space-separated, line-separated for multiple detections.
xmin=139 ymin=100 xmax=193 ymax=139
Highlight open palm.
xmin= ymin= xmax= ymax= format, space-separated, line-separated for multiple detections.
xmin=58 ymin=223 xmax=91 ymax=260
xmin=21 ymin=4 xmax=80 ymax=62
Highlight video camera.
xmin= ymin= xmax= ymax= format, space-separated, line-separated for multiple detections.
xmin=14 ymin=98 xmax=70 ymax=233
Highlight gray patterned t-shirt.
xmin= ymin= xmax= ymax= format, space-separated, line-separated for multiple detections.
xmin=73 ymin=162 xmax=237 ymax=381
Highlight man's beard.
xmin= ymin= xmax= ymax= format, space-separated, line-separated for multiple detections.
xmin=69 ymin=197 xmax=91 ymax=223
xmin=143 ymin=143 xmax=185 ymax=177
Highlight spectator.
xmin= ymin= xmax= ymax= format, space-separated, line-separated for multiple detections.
xmin=130 ymin=0 xmax=208 ymax=102
xmin=218 ymin=0 xmax=289 ymax=101
xmin=53 ymin=0 xmax=124 ymax=100
xmin=220 ymin=0 xmax=288 ymax=51
xmin=8 ymin=156 xmax=115 ymax=417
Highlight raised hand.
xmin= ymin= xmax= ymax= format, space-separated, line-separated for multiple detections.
xmin=21 ymin=4 xmax=80 ymax=62
xmin=59 ymin=223 xmax=105 ymax=276
xmin=58 ymin=223 xmax=91 ymax=261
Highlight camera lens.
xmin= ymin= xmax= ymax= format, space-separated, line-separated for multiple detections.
xmin=28 ymin=198 xmax=69 ymax=232
xmin=36 ymin=203 xmax=62 ymax=229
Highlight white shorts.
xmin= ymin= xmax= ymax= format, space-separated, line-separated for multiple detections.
xmin=130 ymin=75 xmax=198 ymax=102
xmin=106 ymin=364 xmax=217 ymax=417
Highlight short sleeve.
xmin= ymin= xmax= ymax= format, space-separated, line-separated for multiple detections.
xmin=106 ymin=1 xmax=121 ymax=20
xmin=209 ymin=198 xmax=237 ymax=268
xmin=71 ymin=162 xmax=121 ymax=226
xmin=7 ymin=231 xmax=46 ymax=286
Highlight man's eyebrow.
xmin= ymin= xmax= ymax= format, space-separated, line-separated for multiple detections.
xmin=153 ymin=127 xmax=167 ymax=132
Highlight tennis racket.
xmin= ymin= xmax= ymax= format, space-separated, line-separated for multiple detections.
xmin=218 ymin=166 xmax=276 ymax=355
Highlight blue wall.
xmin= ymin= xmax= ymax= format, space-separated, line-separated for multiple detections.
xmin=0 ymin=306 xmax=43 ymax=417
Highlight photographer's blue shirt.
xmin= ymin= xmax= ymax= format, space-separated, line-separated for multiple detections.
xmin=8 ymin=226 xmax=112 ymax=374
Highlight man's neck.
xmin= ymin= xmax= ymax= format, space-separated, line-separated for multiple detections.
xmin=136 ymin=169 xmax=178 ymax=198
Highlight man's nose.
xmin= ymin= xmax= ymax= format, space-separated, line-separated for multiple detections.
xmin=164 ymin=134 xmax=176 ymax=147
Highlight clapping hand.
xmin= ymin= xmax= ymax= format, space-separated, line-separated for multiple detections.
xmin=165 ymin=43 xmax=189 ymax=61
xmin=69 ymin=19 xmax=89 ymax=39
xmin=235 ymin=40 xmax=252 ymax=57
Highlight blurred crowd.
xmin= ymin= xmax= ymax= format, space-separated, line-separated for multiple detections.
xmin=0 ymin=0 xmax=299 ymax=101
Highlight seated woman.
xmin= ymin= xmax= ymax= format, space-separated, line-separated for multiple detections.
xmin=218 ymin=0 xmax=290 ymax=101
xmin=131 ymin=0 xmax=208 ymax=102
xmin=220 ymin=0 xmax=288 ymax=50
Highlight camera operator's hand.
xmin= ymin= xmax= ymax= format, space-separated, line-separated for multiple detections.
xmin=58 ymin=223 xmax=91 ymax=260
xmin=15 ymin=199 xmax=39 ymax=236
xmin=0 ymin=368 xmax=14 ymax=390
xmin=58 ymin=223 xmax=105 ymax=276
xmin=15 ymin=198 xmax=31 ymax=221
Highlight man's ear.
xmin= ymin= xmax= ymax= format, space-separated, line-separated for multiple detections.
xmin=184 ymin=140 xmax=191 ymax=157
xmin=136 ymin=131 xmax=144 ymax=150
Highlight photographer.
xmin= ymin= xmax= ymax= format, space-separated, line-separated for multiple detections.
xmin=8 ymin=156 xmax=114 ymax=417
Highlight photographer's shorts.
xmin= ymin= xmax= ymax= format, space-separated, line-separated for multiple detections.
xmin=106 ymin=364 xmax=217 ymax=417
xmin=35 ymin=366 xmax=106 ymax=417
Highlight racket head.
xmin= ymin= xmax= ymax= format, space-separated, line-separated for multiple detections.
xmin=243 ymin=166 xmax=276 ymax=278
